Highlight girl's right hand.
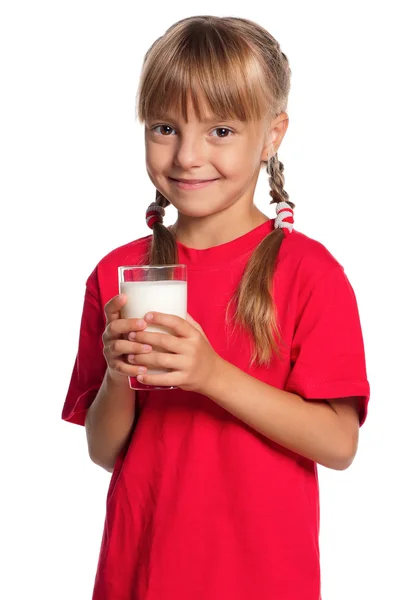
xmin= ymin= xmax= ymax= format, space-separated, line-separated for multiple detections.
xmin=102 ymin=293 xmax=152 ymax=382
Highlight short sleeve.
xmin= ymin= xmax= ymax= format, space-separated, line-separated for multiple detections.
xmin=61 ymin=267 xmax=107 ymax=426
xmin=285 ymin=265 xmax=370 ymax=426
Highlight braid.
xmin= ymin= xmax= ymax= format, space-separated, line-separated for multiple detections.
xmin=155 ymin=190 xmax=171 ymax=212
xmin=145 ymin=191 xmax=178 ymax=265
xmin=266 ymin=153 xmax=295 ymax=211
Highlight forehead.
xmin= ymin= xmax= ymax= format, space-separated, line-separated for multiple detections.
xmin=148 ymin=91 xmax=238 ymax=124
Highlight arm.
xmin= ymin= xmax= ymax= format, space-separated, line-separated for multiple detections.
xmin=202 ymin=357 xmax=360 ymax=471
xmin=85 ymin=369 xmax=136 ymax=472
xmin=130 ymin=265 xmax=369 ymax=470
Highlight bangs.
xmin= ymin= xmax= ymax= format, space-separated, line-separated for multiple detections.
xmin=136 ymin=24 xmax=274 ymax=125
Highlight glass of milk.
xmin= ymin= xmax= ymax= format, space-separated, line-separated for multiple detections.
xmin=118 ymin=264 xmax=187 ymax=390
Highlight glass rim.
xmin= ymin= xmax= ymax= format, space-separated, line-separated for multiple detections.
xmin=119 ymin=264 xmax=186 ymax=270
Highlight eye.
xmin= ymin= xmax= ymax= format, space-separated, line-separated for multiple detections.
xmin=210 ymin=127 xmax=234 ymax=139
xmin=152 ymin=125 xmax=176 ymax=136
xmin=151 ymin=125 xmax=234 ymax=138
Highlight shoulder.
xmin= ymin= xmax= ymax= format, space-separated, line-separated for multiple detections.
xmin=276 ymin=228 xmax=362 ymax=332
xmin=279 ymin=227 xmax=345 ymax=286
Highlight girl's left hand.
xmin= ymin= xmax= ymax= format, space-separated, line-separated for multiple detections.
xmin=128 ymin=312 xmax=221 ymax=393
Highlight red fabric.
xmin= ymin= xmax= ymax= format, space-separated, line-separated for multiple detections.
xmin=62 ymin=219 xmax=370 ymax=599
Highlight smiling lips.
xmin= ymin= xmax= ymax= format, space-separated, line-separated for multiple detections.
xmin=170 ymin=177 xmax=219 ymax=190
xmin=171 ymin=178 xmax=217 ymax=183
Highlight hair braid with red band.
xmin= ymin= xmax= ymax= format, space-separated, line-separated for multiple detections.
xmin=145 ymin=190 xmax=294 ymax=234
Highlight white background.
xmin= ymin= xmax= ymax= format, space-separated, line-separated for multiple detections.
xmin=1 ymin=1 xmax=397 ymax=598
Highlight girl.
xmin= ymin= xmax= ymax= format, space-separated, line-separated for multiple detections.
xmin=62 ymin=15 xmax=370 ymax=600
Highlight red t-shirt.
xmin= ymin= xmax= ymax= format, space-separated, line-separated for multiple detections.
xmin=62 ymin=218 xmax=370 ymax=600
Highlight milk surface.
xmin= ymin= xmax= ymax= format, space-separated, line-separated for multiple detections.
xmin=120 ymin=280 xmax=187 ymax=375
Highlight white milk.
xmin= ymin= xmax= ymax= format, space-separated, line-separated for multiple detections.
xmin=120 ymin=280 xmax=187 ymax=375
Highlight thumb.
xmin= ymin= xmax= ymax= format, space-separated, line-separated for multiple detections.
xmin=104 ymin=293 xmax=127 ymax=323
xmin=186 ymin=312 xmax=200 ymax=329
xmin=186 ymin=313 xmax=208 ymax=340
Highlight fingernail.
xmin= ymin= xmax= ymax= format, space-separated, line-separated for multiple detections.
xmin=128 ymin=355 xmax=135 ymax=363
xmin=145 ymin=313 xmax=153 ymax=321
xmin=137 ymin=319 xmax=145 ymax=327
xmin=129 ymin=332 xmax=136 ymax=340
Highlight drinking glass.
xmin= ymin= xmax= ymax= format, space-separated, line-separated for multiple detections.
xmin=118 ymin=265 xmax=187 ymax=390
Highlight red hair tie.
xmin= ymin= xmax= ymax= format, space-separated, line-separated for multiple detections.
xmin=274 ymin=201 xmax=294 ymax=236
xmin=146 ymin=202 xmax=165 ymax=230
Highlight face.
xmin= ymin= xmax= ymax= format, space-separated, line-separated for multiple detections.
xmin=144 ymin=97 xmax=288 ymax=220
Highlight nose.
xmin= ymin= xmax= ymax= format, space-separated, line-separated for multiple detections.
xmin=173 ymin=135 xmax=207 ymax=170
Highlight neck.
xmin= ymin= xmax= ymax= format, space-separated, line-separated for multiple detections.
xmin=170 ymin=207 xmax=269 ymax=249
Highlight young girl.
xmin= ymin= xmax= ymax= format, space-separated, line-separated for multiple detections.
xmin=62 ymin=15 xmax=370 ymax=600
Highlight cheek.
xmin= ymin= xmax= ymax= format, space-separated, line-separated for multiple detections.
xmin=213 ymin=154 xmax=241 ymax=180
xmin=216 ymin=141 xmax=258 ymax=177
xmin=145 ymin=165 xmax=157 ymax=188
xmin=146 ymin=141 xmax=169 ymax=169
xmin=217 ymin=156 xmax=254 ymax=183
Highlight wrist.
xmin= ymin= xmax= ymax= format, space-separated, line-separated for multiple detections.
xmin=200 ymin=354 xmax=229 ymax=398
xmin=106 ymin=367 xmax=131 ymax=389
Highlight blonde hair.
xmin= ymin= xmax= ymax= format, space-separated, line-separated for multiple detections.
xmin=136 ymin=15 xmax=294 ymax=367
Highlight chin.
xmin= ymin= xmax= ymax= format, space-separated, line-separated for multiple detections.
xmin=178 ymin=206 xmax=224 ymax=219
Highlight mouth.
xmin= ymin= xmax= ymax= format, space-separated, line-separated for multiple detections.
xmin=169 ymin=177 xmax=219 ymax=190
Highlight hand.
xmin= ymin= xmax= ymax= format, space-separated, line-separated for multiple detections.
xmin=128 ymin=311 xmax=222 ymax=393
xmin=102 ymin=294 xmax=151 ymax=383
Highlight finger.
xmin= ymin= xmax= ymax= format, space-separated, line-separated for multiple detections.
xmin=134 ymin=330 xmax=182 ymax=354
xmin=186 ymin=313 xmax=203 ymax=333
xmin=104 ymin=294 xmax=127 ymax=324
xmin=186 ymin=313 xmax=209 ymax=342
xmin=110 ymin=360 xmax=148 ymax=377
xmin=107 ymin=339 xmax=153 ymax=358
xmin=144 ymin=312 xmax=192 ymax=338
xmin=131 ymin=351 xmax=184 ymax=371
xmin=104 ymin=317 xmax=148 ymax=342
xmin=136 ymin=370 xmax=178 ymax=388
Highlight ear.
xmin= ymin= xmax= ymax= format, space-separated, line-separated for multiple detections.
xmin=261 ymin=112 xmax=289 ymax=161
